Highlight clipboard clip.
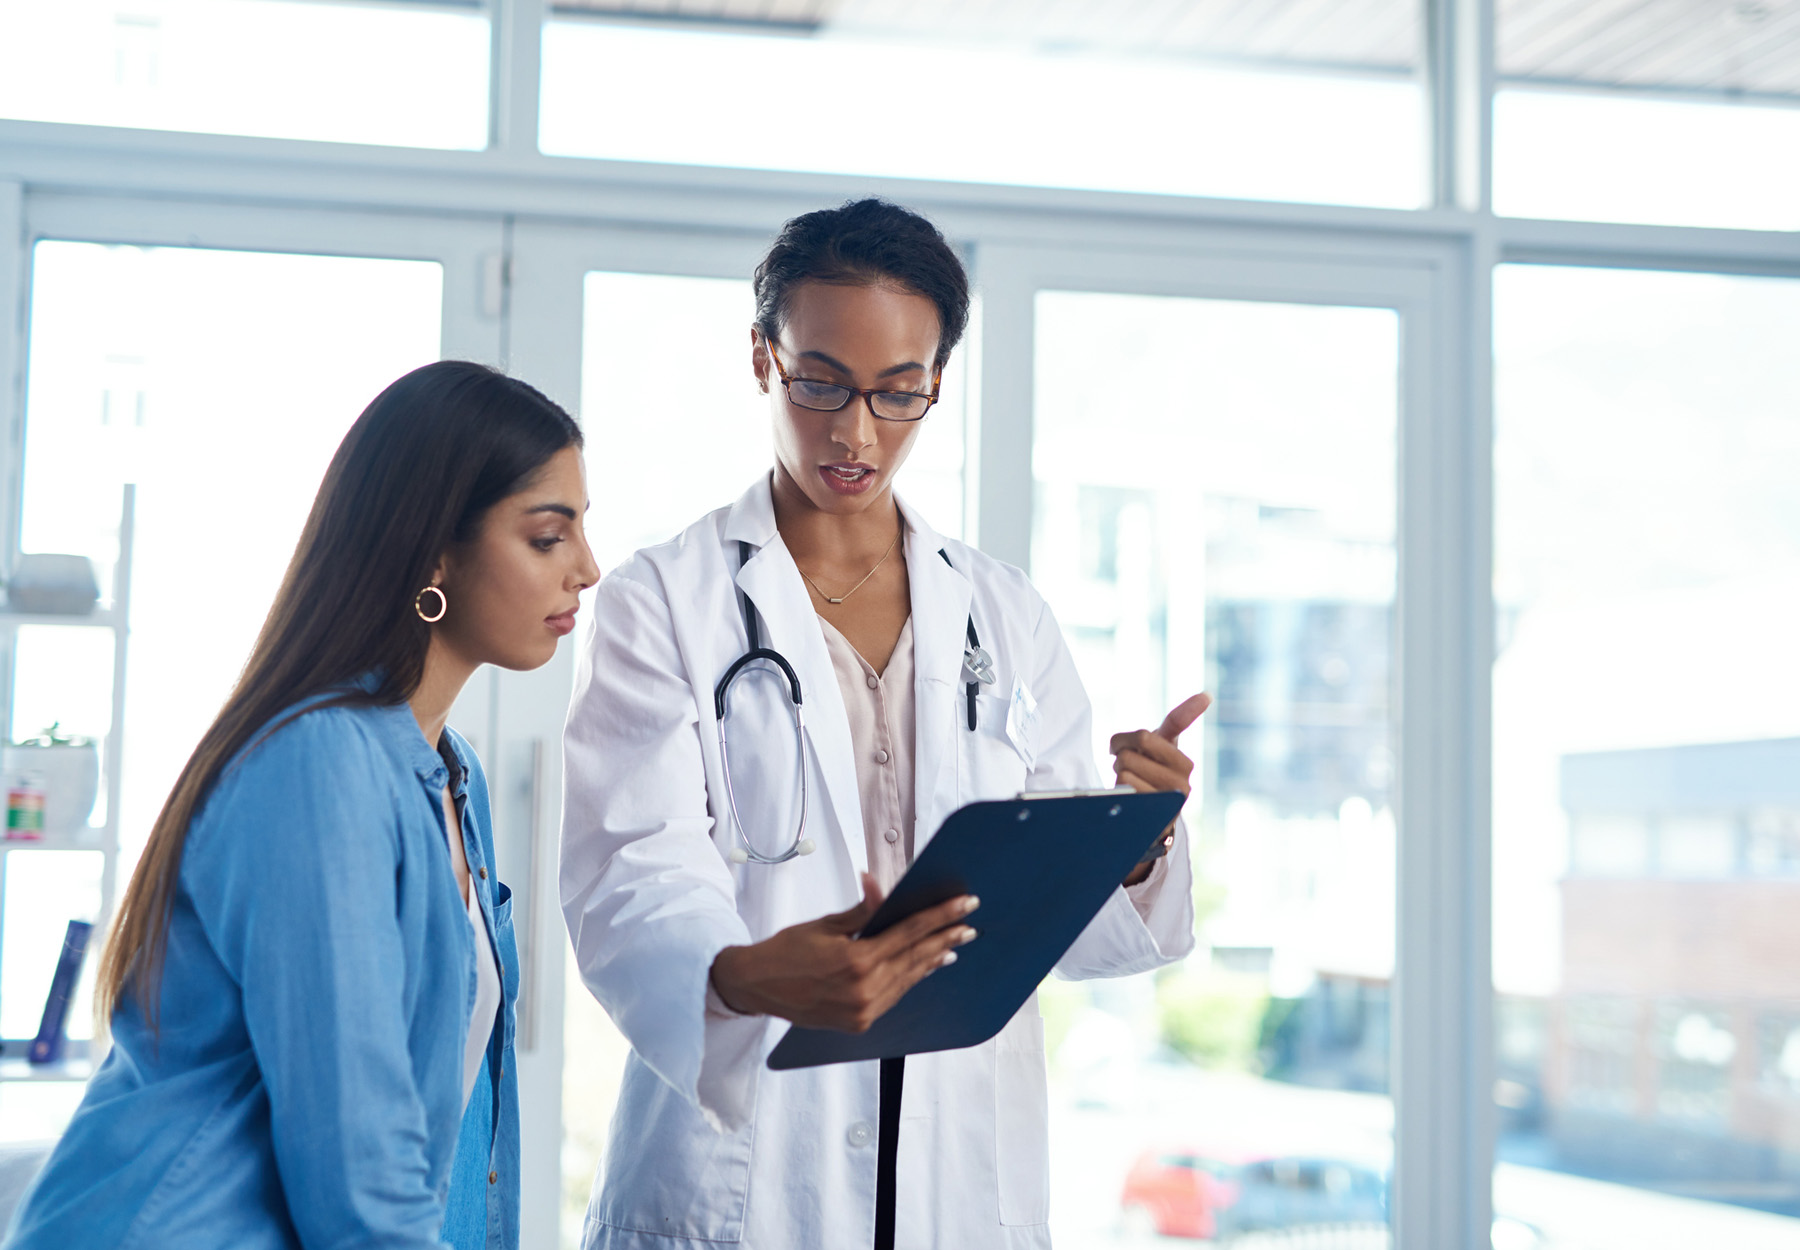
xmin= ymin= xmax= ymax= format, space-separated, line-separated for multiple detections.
xmin=1015 ymin=786 xmax=1174 ymax=863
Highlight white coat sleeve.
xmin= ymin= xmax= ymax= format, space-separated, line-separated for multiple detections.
xmin=1018 ymin=593 xmax=1197 ymax=979
xmin=560 ymin=571 xmax=766 ymax=1133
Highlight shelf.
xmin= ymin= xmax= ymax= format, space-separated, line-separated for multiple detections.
xmin=0 ymin=608 xmax=123 ymax=631
xmin=0 ymin=832 xmax=106 ymax=852
xmin=0 ymin=1056 xmax=93 ymax=1083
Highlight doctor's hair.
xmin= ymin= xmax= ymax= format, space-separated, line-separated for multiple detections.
xmin=97 ymin=360 xmax=583 ymax=1032
xmin=752 ymin=198 xmax=970 ymax=370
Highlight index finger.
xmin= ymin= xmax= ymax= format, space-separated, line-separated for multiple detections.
xmin=1155 ymin=693 xmax=1212 ymax=744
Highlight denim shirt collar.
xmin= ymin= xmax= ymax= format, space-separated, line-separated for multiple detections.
xmin=349 ymin=671 xmax=463 ymax=795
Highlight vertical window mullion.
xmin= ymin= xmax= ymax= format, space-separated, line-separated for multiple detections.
xmin=1427 ymin=0 xmax=1496 ymax=213
xmin=490 ymin=0 xmax=546 ymax=157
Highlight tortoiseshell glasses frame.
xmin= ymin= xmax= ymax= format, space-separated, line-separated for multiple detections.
xmin=765 ymin=340 xmax=942 ymax=423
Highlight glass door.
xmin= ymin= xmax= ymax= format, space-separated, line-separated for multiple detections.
xmin=513 ymin=221 xmax=1469 ymax=1247
xmin=1031 ymin=287 xmax=1400 ymax=1247
xmin=508 ymin=218 xmax=977 ymax=1246
xmin=0 ymin=197 xmax=503 ymax=1142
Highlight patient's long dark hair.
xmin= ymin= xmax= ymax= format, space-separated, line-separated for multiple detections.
xmin=98 ymin=360 xmax=582 ymax=1029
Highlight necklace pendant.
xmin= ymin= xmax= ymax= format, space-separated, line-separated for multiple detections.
xmin=826 ymin=596 xmax=845 ymax=605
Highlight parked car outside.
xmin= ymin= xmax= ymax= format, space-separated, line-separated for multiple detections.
xmin=1121 ymin=1145 xmax=1387 ymax=1239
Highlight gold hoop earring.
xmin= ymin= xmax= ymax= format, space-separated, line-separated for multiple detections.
xmin=415 ymin=585 xmax=447 ymax=623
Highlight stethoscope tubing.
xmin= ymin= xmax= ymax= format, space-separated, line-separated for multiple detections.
xmin=715 ymin=538 xmax=990 ymax=867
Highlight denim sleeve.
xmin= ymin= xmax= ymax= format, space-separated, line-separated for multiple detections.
xmin=185 ymin=709 xmax=448 ymax=1250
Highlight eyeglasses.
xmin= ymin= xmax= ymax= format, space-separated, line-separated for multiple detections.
xmin=765 ymin=341 xmax=941 ymax=423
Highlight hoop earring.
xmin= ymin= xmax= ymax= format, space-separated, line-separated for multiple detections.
xmin=415 ymin=585 xmax=447 ymax=623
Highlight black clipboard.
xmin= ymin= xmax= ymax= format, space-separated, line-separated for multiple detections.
xmin=765 ymin=787 xmax=1186 ymax=1071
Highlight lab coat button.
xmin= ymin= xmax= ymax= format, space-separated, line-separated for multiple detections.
xmin=847 ymin=1121 xmax=874 ymax=1147
xmin=874 ymin=749 xmax=890 ymax=764
xmin=884 ymin=828 xmax=899 ymax=844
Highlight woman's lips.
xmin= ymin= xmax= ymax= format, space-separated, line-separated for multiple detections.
xmin=819 ymin=463 xmax=878 ymax=496
xmin=546 ymin=608 xmax=579 ymax=636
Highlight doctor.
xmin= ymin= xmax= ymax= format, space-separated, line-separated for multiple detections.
xmin=560 ymin=198 xmax=1209 ymax=1250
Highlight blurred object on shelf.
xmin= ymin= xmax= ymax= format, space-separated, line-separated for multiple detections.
xmin=27 ymin=920 xmax=93 ymax=1066
xmin=3 ymin=726 xmax=100 ymax=839
xmin=5 ymin=775 xmax=45 ymax=841
xmin=4 ymin=554 xmax=100 ymax=616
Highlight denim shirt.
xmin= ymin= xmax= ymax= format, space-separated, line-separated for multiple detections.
xmin=3 ymin=688 xmax=521 ymax=1250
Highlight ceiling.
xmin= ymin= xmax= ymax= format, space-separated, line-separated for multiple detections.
xmin=549 ymin=0 xmax=1800 ymax=99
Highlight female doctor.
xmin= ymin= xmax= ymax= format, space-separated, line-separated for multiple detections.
xmin=560 ymin=198 xmax=1210 ymax=1250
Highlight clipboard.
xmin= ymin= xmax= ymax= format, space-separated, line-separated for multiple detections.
xmin=766 ymin=787 xmax=1186 ymax=1071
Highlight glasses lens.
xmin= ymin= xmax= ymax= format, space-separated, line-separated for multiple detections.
xmin=788 ymin=379 xmax=853 ymax=411
xmin=871 ymin=391 xmax=932 ymax=421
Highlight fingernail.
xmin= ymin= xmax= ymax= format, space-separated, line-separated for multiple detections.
xmin=962 ymin=896 xmax=980 ymax=914
xmin=957 ymin=927 xmax=978 ymax=945
xmin=938 ymin=951 xmax=958 ymax=967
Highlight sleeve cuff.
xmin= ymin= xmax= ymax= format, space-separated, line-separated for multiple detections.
xmin=705 ymin=973 xmax=755 ymax=1020
xmin=1124 ymin=850 xmax=1172 ymax=922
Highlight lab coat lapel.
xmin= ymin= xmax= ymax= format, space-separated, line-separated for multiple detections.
xmin=726 ymin=483 xmax=869 ymax=879
xmin=900 ymin=499 xmax=972 ymax=854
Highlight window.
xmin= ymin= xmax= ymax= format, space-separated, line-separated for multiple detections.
xmin=0 ymin=243 xmax=442 ymax=1134
xmin=1032 ymin=290 xmax=1398 ymax=1245
xmin=541 ymin=4 xmax=1426 ymax=209
xmin=1494 ymin=264 xmax=1800 ymax=1243
xmin=1493 ymin=0 xmax=1800 ymax=230
xmin=0 ymin=0 xmax=490 ymax=149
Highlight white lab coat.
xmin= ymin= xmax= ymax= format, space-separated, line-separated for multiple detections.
xmin=560 ymin=479 xmax=1194 ymax=1250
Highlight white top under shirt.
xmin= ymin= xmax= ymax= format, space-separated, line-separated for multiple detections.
xmin=460 ymin=861 xmax=503 ymax=1107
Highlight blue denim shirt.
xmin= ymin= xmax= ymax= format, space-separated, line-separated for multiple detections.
xmin=4 ymin=688 xmax=520 ymax=1250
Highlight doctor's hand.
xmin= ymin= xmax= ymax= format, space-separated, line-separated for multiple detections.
xmin=1110 ymin=692 xmax=1212 ymax=887
xmin=709 ymin=874 xmax=978 ymax=1033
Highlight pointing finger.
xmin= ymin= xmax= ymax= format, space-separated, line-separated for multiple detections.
xmin=1155 ymin=693 xmax=1212 ymax=744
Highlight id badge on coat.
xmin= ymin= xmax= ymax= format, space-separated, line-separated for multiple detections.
xmin=1005 ymin=673 xmax=1040 ymax=772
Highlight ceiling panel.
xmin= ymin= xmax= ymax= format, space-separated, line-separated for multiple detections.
xmin=549 ymin=0 xmax=1800 ymax=98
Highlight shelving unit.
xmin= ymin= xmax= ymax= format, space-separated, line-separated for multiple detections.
xmin=0 ymin=484 xmax=134 ymax=1081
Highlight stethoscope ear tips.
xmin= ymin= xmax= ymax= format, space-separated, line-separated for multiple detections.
xmin=797 ymin=839 xmax=816 ymax=856
xmin=729 ymin=847 xmax=750 ymax=864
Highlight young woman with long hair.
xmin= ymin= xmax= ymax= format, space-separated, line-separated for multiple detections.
xmin=4 ymin=360 xmax=598 ymax=1250
xmin=559 ymin=199 xmax=1209 ymax=1248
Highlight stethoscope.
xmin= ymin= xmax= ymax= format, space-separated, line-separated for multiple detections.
xmin=715 ymin=539 xmax=996 ymax=865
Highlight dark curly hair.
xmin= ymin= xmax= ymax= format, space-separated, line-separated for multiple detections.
xmin=752 ymin=198 xmax=970 ymax=370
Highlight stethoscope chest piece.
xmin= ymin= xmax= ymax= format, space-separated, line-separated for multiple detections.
xmin=962 ymin=645 xmax=997 ymax=688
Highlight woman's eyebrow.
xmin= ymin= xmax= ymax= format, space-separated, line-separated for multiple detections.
xmin=799 ymin=349 xmax=926 ymax=379
xmin=525 ymin=503 xmax=578 ymax=519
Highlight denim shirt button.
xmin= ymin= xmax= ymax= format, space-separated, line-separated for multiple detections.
xmin=488 ymin=1170 xmax=498 ymax=1185
xmin=478 ymin=866 xmax=488 ymax=879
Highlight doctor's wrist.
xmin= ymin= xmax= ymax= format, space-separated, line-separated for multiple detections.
xmin=708 ymin=948 xmax=761 ymax=1018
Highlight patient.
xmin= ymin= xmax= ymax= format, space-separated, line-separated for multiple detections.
xmin=3 ymin=361 xmax=598 ymax=1250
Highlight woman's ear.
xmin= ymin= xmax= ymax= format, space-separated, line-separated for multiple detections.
xmin=750 ymin=326 xmax=770 ymax=394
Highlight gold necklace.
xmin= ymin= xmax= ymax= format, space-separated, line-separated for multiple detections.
xmin=798 ymin=525 xmax=903 ymax=606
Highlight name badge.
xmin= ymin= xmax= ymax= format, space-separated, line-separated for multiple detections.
xmin=1005 ymin=674 xmax=1040 ymax=771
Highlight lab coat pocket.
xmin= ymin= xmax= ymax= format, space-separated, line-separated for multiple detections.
xmin=962 ymin=691 xmax=1030 ymax=802
xmin=593 ymin=1053 xmax=757 ymax=1242
xmin=994 ymin=1007 xmax=1050 ymax=1226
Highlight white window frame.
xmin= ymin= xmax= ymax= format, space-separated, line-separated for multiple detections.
xmin=0 ymin=2 xmax=1797 ymax=1246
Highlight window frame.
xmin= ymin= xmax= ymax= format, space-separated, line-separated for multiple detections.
xmin=0 ymin=3 xmax=1796 ymax=1246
